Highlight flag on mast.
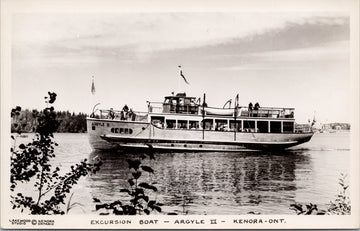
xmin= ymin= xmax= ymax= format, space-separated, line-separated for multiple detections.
xmin=91 ymin=76 xmax=96 ymax=95
xmin=178 ymin=65 xmax=189 ymax=85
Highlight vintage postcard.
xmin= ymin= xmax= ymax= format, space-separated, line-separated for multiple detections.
xmin=1 ymin=0 xmax=359 ymax=229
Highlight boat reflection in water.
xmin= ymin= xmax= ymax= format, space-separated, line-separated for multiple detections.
xmin=88 ymin=150 xmax=310 ymax=215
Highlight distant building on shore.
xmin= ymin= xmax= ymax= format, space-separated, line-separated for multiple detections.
xmin=320 ymin=123 xmax=350 ymax=133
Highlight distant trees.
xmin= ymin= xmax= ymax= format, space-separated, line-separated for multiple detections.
xmin=56 ymin=111 xmax=87 ymax=133
xmin=11 ymin=109 xmax=88 ymax=133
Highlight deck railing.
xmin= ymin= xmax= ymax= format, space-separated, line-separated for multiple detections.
xmin=147 ymin=102 xmax=295 ymax=118
xmin=90 ymin=109 xmax=149 ymax=122
xmin=90 ymin=105 xmax=295 ymax=120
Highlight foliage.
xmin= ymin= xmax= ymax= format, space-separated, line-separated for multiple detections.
xmin=290 ymin=203 xmax=322 ymax=215
xmin=327 ymin=173 xmax=351 ymax=215
xmin=10 ymin=92 xmax=102 ymax=215
xmin=290 ymin=174 xmax=351 ymax=215
xmin=93 ymin=152 xmax=163 ymax=215
xmin=11 ymin=109 xmax=88 ymax=133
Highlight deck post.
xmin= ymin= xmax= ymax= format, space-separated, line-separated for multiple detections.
xmin=281 ymin=121 xmax=283 ymax=133
xmin=293 ymin=122 xmax=295 ymax=133
xmin=202 ymin=93 xmax=206 ymax=140
xmin=268 ymin=121 xmax=271 ymax=133
xmin=234 ymin=94 xmax=239 ymax=141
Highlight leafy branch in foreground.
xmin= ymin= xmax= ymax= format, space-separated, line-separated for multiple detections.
xmin=290 ymin=174 xmax=351 ymax=215
xmin=10 ymin=92 xmax=102 ymax=215
xmin=327 ymin=173 xmax=351 ymax=215
xmin=93 ymin=152 xmax=163 ymax=215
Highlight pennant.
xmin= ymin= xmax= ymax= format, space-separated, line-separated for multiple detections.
xmin=178 ymin=65 xmax=189 ymax=85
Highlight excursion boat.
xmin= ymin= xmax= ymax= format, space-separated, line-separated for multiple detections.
xmin=87 ymin=93 xmax=313 ymax=151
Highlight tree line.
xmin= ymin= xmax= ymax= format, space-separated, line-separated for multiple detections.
xmin=11 ymin=109 xmax=87 ymax=133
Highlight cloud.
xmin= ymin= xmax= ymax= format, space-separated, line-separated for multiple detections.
xmin=12 ymin=12 xmax=349 ymax=68
xmin=215 ymin=41 xmax=349 ymax=71
xmin=13 ymin=13 xmax=348 ymax=50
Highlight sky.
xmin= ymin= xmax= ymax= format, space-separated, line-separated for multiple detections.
xmin=11 ymin=12 xmax=350 ymax=123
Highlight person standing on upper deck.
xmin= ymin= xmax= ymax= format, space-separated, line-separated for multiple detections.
xmin=254 ymin=102 xmax=260 ymax=117
xmin=123 ymin=104 xmax=129 ymax=112
xmin=248 ymin=102 xmax=253 ymax=116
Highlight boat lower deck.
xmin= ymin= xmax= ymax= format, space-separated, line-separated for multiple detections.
xmin=99 ymin=134 xmax=312 ymax=152
xmin=87 ymin=118 xmax=313 ymax=151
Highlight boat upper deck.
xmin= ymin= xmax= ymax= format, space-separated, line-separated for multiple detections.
xmin=148 ymin=93 xmax=294 ymax=119
xmin=148 ymin=102 xmax=294 ymax=119
xmin=90 ymin=92 xmax=295 ymax=121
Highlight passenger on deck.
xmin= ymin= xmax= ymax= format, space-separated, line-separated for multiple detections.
xmin=123 ymin=104 xmax=129 ymax=112
xmin=254 ymin=102 xmax=260 ymax=117
xmin=109 ymin=108 xmax=115 ymax=120
xmin=129 ymin=109 xmax=136 ymax=121
xmin=120 ymin=111 xmax=125 ymax=120
xmin=248 ymin=102 xmax=253 ymax=116
xmin=127 ymin=109 xmax=133 ymax=121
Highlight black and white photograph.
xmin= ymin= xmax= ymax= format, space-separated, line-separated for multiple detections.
xmin=1 ymin=0 xmax=359 ymax=229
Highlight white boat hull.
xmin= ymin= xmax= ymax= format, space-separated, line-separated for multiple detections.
xmin=87 ymin=118 xmax=313 ymax=151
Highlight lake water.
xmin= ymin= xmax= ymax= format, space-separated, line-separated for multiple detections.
xmin=15 ymin=132 xmax=351 ymax=215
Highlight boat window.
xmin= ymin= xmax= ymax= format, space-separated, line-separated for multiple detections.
xmin=125 ymin=128 xmax=129 ymax=134
xmin=177 ymin=120 xmax=188 ymax=129
xmin=151 ymin=116 xmax=165 ymax=128
xmin=166 ymin=119 xmax=176 ymax=129
xmin=129 ymin=129 xmax=133 ymax=134
xmin=120 ymin=128 xmax=124 ymax=133
xmin=283 ymin=122 xmax=294 ymax=133
xmin=230 ymin=120 xmax=242 ymax=132
xmin=270 ymin=121 xmax=282 ymax=133
xmin=215 ymin=119 xmax=228 ymax=131
xmin=111 ymin=128 xmax=114 ymax=133
xmin=202 ymin=119 xmax=213 ymax=130
xmin=151 ymin=116 xmax=165 ymax=122
xmin=243 ymin=120 xmax=255 ymax=132
xmin=257 ymin=121 xmax=269 ymax=133
xmin=189 ymin=121 xmax=199 ymax=129
xmin=115 ymin=128 xmax=119 ymax=133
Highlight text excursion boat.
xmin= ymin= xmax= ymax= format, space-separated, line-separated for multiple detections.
xmin=87 ymin=93 xmax=313 ymax=151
